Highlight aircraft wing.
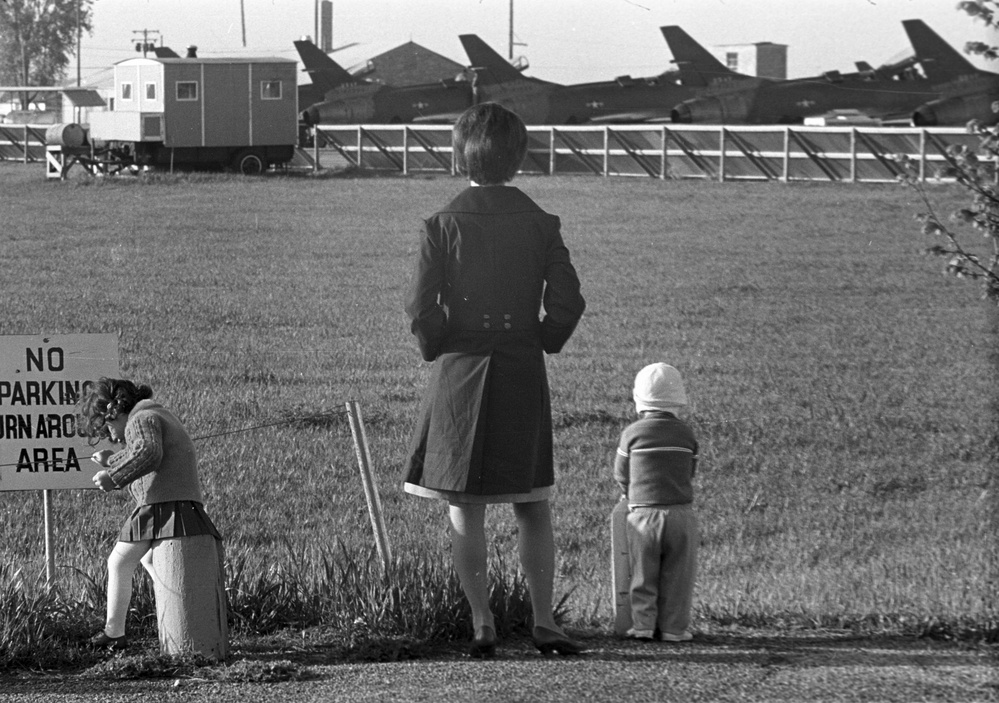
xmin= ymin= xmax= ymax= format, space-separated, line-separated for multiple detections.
xmin=586 ymin=109 xmax=675 ymax=124
xmin=411 ymin=112 xmax=465 ymax=124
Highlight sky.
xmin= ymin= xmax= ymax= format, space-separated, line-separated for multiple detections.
xmin=76 ymin=0 xmax=999 ymax=88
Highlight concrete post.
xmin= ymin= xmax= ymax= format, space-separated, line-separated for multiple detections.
xmin=148 ymin=535 xmax=229 ymax=660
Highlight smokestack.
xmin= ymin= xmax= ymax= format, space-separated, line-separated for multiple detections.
xmin=186 ymin=45 xmax=198 ymax=59
xmin=321 ymin=1 xmax=332 ymax=53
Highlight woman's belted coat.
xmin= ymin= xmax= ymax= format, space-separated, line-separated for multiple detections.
xmin=403 ymin=185 xmax=586 ymax=496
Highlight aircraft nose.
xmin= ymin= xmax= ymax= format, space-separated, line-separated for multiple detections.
xmin=301 ymin=107 xmax=319 ymax=126
xmin=671 ymin=103 xmax=693 ymax=124
xmin=912 ymin=106 xmax=939 ymax=127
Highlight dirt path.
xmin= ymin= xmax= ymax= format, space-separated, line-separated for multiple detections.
xmin=1 ymin=631 xmax=995 ymax=702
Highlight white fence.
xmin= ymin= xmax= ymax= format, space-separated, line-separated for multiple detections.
xmin=309 ymin=124 xmax=983 ymax=183
xmin=3 ymin=122 xmax=984 ymax=182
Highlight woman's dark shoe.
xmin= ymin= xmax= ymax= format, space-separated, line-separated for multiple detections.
xmin=468 ymin=625 xmax=497 ymax=658
xmin=532 ymin=626 xmax=585 ymax=656
xmin=89 ymin=631 xmax=128 ymax=651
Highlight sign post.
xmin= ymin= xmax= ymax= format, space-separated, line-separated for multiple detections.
xmin=0 ymin=333 xmax=119 ymax=586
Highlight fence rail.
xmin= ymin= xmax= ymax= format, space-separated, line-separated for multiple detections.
xmin=309 ymin=124 xmax=984 ymax=183
xmin=2 ymin=122 xmax=984 ymax=182
xmin=0 ymin=124 xmax=49 ymax=164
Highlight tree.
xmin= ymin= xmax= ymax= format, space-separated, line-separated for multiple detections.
xmin=0 ymin=0 xmax=94 ymax=108
xmin=896 ymin=1 xmax=999 ymax=305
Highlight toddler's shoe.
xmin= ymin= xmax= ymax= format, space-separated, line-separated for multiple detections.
xmin=659 ymin=630 xmax=693 ymax=642
xmin=626 ymin=628 xmax=655 ymax=640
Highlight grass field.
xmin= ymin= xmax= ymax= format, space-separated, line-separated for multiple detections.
xmin=0 ymin=163 xmax=995 ymax=666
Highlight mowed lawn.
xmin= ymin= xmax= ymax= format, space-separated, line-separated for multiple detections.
xmin=0 ymin=163 xmax=994 ymax=637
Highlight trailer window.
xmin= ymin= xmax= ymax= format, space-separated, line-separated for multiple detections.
xmin=176 ymin=81 xmax=198 ymax=101
xmin=121 ymin=83 xmax=132 ymax=101
xmin=145 ymin=83 xmax=157 ymax=100
xmin=261 ymin=81 xmax=282 ymax=100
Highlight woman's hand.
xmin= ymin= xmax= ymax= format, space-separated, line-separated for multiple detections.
xmin=92 ymin=470 xmax=116 ymax=493
xmin=91 ymin=449 xmax=114 ymax=467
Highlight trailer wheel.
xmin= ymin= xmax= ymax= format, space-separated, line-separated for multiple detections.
xmin=232 ymin=150 xmax=266 ymax=176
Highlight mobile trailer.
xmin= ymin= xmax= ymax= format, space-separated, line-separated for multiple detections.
xmin=87 ymin=55 xmax=298 ymax=174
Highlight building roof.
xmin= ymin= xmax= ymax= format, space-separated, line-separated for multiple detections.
xmin=348 ymin=41 xmax=467 ymax=86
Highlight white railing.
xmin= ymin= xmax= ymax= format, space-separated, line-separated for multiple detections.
xmin=309 ymin=124 xmax=982 ymax=183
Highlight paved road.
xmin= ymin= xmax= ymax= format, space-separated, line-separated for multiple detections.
xmin=1 ymin=631 xmax=995 ymax=702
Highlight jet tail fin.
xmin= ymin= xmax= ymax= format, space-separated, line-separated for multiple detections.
xmin=902 ymin=19 xmax=977 ymax=83
xmin=661 ymin=26 xmax=745 ymax=86
xmin=459 ymin=34 xmax=528 ymax=85
xmin=294 ymin=39 xmax=355 ymax=94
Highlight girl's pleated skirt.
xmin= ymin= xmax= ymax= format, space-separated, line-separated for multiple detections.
xmin=118 ymin=501 xmax=221 ymax=543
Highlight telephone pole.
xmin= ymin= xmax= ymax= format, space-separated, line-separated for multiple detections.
xmin=132 ymin=29 xmax=161 ymax=57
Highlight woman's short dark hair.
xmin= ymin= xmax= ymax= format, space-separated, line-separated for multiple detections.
xmin=76 ymin=377 xmax=153 ymax=444
xmin=453 ymin=103 xmax=528 ymax=184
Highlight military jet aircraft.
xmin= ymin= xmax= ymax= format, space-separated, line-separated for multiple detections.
xmin=664 ymin=25 xmax=942 ymax=125
xmin=297 ymin=45 xmax=472 ymax=124
xmin=457 ymin=33 xmax=700 ymax=124
xmin=904 ymin=19 xmax=999 ymax=126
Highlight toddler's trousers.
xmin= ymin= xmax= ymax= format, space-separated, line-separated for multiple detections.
xmin=626 ymin=503 xmax=698 ymax=636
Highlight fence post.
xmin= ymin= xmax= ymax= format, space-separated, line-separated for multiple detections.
xmin=850 ymin=129 xmax=857 ymax=183
xmin=148 ymin=535 xmax=229 ymax=660
xmin=549 ymin=127 xmax=556 ymax=176
xmin=346 ymin=400 xmax=392 ymax=573
xmin=660 ymin=126 xmax=667 ymax=180
xmin=719 ymin=128 xmax=726 ymax=183
xmin=919 ymin=129 xmax=927 ymax=183
xmin=782 ymin=128 xmax=790 ymax=182
xmin=357 ymin=126 xmax=363 ymax=169
xmin=603 ymin=126 xmax=609 ymax=177
xmin=313 ymin=127 xmax=320 ymax=172
xmin=402 ymin=127 xmax=409 ymax=176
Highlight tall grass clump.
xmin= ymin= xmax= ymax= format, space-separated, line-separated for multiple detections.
xmin=225 ymin=542 xmax=551 ymax=641
xmin=0 ymin=565 xmax=94 ymax=669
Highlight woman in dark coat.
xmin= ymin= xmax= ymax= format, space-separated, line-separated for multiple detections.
xmin=403 ymin=103 xmax=586 ymax=657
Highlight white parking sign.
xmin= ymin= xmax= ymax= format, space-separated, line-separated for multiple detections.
xmin=0 ymin=334 xmax=119 ymax=491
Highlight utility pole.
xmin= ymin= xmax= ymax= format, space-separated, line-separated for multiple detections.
xmin=132 ymin=29 xmax=161 ymax=57
xmin=76 ymin=0 xmax=81 ymax=86
xmin=509 ymin=0 xmax=514 ymax=60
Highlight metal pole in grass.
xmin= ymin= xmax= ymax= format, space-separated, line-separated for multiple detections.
xmin=346 ymin=400 xmax=392 ymax=572
xmin=42 ymin=490 xmax=55 ymax=587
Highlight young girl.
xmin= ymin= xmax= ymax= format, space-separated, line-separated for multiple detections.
xmin=403 ymin=102 xmax=587 ymax=657
xmin=78 ymin=377 xmax=221 ymax=650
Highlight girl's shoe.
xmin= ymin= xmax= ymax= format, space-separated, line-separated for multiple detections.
xmin=532 ymin=626 xmax=585 ymax=656
xmin=90 ymin=631 xmax=128 ymax=651
xmin=468 ymin=625 xmax=496 ymax=658
xmin=626 ymin=628 xmax=655 ymax=640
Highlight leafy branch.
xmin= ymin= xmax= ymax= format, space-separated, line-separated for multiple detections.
xmin=897 ymin=124 xmax=999 ymax=305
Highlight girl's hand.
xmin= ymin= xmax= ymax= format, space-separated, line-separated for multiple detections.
xmin=92 ymin=470 xmax=116 ymax=493
xmin=91 ymin=450 xmax=114 ymax=467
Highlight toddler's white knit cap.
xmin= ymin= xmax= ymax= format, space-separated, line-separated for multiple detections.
xmin=633 ymin=363 xmax=687 ymax=412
